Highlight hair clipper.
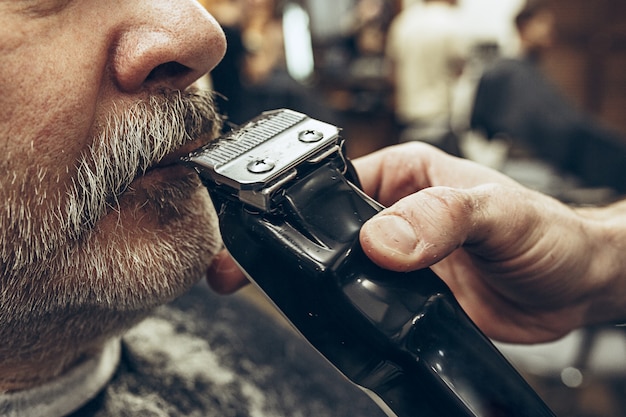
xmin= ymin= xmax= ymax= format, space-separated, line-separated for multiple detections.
xmin=181 ymin=109 xmax=556 ymax=417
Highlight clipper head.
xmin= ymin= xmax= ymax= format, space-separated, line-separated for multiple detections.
xmin=180 ymin=109 xmax=343 ymax=212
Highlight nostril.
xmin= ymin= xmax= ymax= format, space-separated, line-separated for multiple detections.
xmin=111 ymin=5 xmax=226 ymax=92
xmin=146 ymin=61 xmax=192 ymax=83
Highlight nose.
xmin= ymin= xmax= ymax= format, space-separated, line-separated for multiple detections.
xmin=112 ymin=1 xmax=226 ymax=92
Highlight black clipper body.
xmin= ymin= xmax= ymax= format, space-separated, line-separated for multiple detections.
xmin=182 ymin=109 xmax=556 ymax=417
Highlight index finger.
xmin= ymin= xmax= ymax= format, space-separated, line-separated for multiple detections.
xmin=351 ymin=142 xmax=518 ymax=207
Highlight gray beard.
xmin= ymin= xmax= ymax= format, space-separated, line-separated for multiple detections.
xmin=3 ymin=90 xmax=221 ymax=270
xmin=0 ymin=89 xmax=223 ymax=381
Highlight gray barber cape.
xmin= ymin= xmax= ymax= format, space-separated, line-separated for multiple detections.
xmin=68 ymin=282 xmax=385 ymax=417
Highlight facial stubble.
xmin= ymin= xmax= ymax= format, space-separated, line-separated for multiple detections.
xmin=0 ymin=89 xmax=223 ymax=377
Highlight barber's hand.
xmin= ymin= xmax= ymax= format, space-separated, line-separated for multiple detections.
xmin=355 ymin=142 xmax=610 ymax=344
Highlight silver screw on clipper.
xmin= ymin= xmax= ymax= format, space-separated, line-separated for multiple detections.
xmin=298 ymin=130 xmax=324 ymax=143
xmin=247 ymin=158 xmax=276 ymax=174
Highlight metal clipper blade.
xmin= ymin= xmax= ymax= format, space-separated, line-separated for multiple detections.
xmin=181 ymin=109 xmax=342 ymax=211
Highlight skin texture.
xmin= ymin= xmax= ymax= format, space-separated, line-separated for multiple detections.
xmin=0 ymin=0 xmax=226 ymax=391
xmin=210 ymin=142 xmax=626 ymax=345
xmin=355 ymin=143 xmax=626 ymax=343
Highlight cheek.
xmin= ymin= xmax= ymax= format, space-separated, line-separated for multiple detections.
xmin=0 ymin=46 xmax=103 ymax=188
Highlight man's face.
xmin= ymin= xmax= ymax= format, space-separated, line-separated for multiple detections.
xmin=0 ymin=0 xmax=226 ymax=381
xmin=521 ymin=9 xmax=555 ymax=52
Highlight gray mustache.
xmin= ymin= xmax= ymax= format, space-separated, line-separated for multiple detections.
xmin=67 ymin=89 xmax=221 ymax=238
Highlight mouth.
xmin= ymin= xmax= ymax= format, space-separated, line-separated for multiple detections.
xmin=118 ymin=135 xmax=213 ymax=211
xmin=146 ymin=133 xmax=215 ymax=174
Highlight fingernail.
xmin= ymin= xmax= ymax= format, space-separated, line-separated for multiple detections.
xmin=368 ymin=215 xmax=418 ymax=256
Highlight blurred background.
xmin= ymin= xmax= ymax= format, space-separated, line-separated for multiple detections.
xmin=199 ymin=0 xmax=626 ymax=415
xmin=201 ymin=0 xmax=626 ymax=199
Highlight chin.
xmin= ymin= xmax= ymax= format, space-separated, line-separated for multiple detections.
xmin=0 ymin=171 xmax=222 ymax=363
xmin=90 ymin=170 xmax=221 ymax=309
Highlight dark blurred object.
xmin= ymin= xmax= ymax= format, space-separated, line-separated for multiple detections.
xmin=211 ymin=25 xmax=248 ymax=128
xmin=470 ymin=0 xmax=626 ymax=193
xmin=203 ymin=0 xmax=249 ymax=129
xmin=471 ymin=57 xmax=626 ymax=194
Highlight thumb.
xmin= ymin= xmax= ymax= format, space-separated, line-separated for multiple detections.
xmin=360 ymin=186 xmax=476 ymax=272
